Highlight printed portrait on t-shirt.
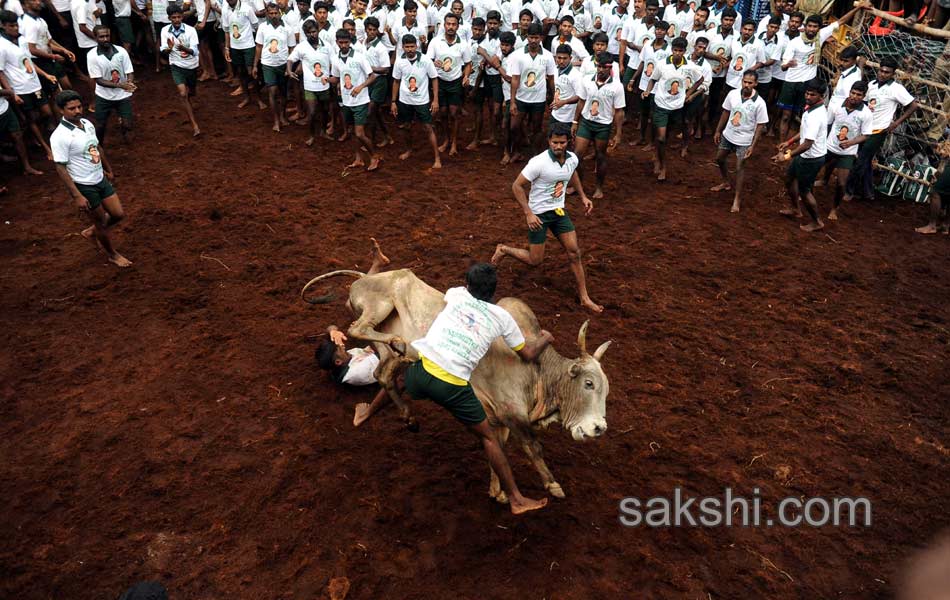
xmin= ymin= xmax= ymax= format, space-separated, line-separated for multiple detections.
xmin=685 ymin=76 xmax=693 ymax=89
xmin=806 ymin=50 xmax=815 ymax=65
xmin=711 ymin=44 xmax=727 ymax=73
xmin=645 ymin=61 xmax=655 ymax=78
xmin=87 ymin=143 xmax=101 ymax=164
xmin=669 ymin=23 xmax=678 ymax=37
xmin=269 ymin=38 xmax=280 ymax=53
xmin=344 ymin=73 xmax=353 ymax=89
xmin=590 ymin=99 xmax=600 ymax=116
xmin=111 ymin=69 xmax=121 ymax=83
xmin=442 ymin=56 xmax=454 ymax=72
xmin=868 ymin=97 xmax=877 ymax=111
xmin=668 ymin=78 xmax=681 ymax=95
xmin=552 ymin=180 xmax=565 ymax=198
xmin=23 ymin=57 xmax=34 ymax=74
xmin=554 ymin=85 xmax=562 ymax=102
xmin=733 ymin=54 xmax=744 ymax=71
xmin=408 ymin=76 xmax=418 ymax=92
xmin=837 ymin=125 xmax=850 ymax=141
xmin=731 ymin=110 xmax=741 ymax=127
xmin=313 ymin=60 xmax=325 ymax=77
xmin=231 ymin=23 xmax=240 ymax=38
xmin=524 ymin=69 xmax=538 ymax=87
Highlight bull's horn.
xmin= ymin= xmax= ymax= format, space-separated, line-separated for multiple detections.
xmin=300 ymin=269 xmax=365 ymax=304
xmin=592 ymin=340 xmax=612 ymax=362
xmin=577 ymin=320 xmax=589 ymax=356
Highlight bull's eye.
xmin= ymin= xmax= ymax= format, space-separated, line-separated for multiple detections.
xmin=584 ymin=380 xmax=594 ymax=389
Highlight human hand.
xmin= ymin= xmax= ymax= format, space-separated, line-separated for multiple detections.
xmin=330 ymin=329 xmax=347 ymax=346
xmin=582 ymin=196 xmax=593 ymax=215
xmin=526 ymin=212 xmax=542 ymax=230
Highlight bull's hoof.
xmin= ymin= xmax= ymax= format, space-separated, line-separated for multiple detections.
xmin=389 ymin=337 xmax=407 ymax=355
xmin=406 ymin=419 xmax=420 ymax=433
xmin=546 ymin=482 xmax=566 ymax=498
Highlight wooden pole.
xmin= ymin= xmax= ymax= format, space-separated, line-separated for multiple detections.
xmin=862 ymin=59 xmax=950 ymax=93
xmin=853 ymin=2 xmax=950 ymax=39
xmin=872 ymin=160 xmax=935 ymax=185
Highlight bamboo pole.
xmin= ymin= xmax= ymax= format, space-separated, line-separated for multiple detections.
xmin=853 ymin=2 xmax=950 ymax=39
xmin=862 ymin=60 xmax=950 ymax=93
xmin=914 ymin=100 xmax=950 ymax=117
xmin=872 ymin=160 xmax=935 ymax=185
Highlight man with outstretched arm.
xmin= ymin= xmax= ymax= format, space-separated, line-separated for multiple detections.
xmin=491 ymin=122 xmax=603 ymax=313
xmin=404 ymin=262 xmax=552 ymax=515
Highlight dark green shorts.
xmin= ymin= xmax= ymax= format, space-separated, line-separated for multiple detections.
xmin=484 ymin=73 xmax=503 ymax=103
xmin=622 ymin=65 xmax=637 ymax=86
xmin=932 ymin=166 xmax=950 ymax=197
xmin=342 ymin=102 xmax=369 ymax=125
xmin=114 ymin=16 xmax=135 ymax=44
xmin=369 ymin=75 xmax=389 ymax=103
xmin=576 ymin=117 xmax=611 ymax=141
xmin=684 ymin=94 xmax=705 ymax=119
xmin=75 ymin=178 xmax=116 ymax=210
xmin=777 ymin=80 xmax=804 ymax=112
xmin=94 ymin=96 xmax=133 ymax=124
xmin=528 ymin=208 xmax=575 ymax=244
xmin=262 ymin=64 xmax=286 ymax=87
xmin=516 ymin=99 xmax=546 ymax=114
xmin=652 ymin=103 xmax=682 ymax=128
xmin=438 ymin=76 xmax=464 ymax=106
xmin=304 ymin=89 xmax=332 ymax=102
xmin=404 ymin=360 xmax=486 ymax=425
xmin=19 ymin=89 xmax=47 ymax=112
xmin=825 ymin=151 xmax=855 ymax=171
xmin=34 ymin=57 xmax=66 ymax=79
xmin=0 ymin=107 xmax=20 ymax=133
xmin=396 ymin=101 xmax=432 ymax=124
xmin=170 ymin=65 xmax=198 ymax=90
xmin=756 ymin=80 xmax=772 ymax=99
xmin=787 ymin=155 xmax=825 ymax=194
xmin=229 ymin=46 xmax=255 ymax=68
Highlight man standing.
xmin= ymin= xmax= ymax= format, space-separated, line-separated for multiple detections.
xmin=491 ymin=123 xmax=603 ymax=313
xmin=549 ymin=42 xmax=580 ymax=129
xmin=774 ymin=78 xmax=828 ymax=232
xmin=0 ymin=9 xmax=54 ymax=158
xmin=574 ymin=52 xmax=624 ymax=195
xmin=712 ymin=69 xmax=767 ymax=212
xmin=362 ymin=16 xmax=393 ymax=147
xmin=426 ymin=12 xmax=471 ymax=156
xmin=508 ymin=22 xmax=554 ymax=160
xmin=642 ymin=37 xmax=692 ymax=181
xmin=69 ymin=0 xmax=97 ymax=73
xmin=0 ymin=78 xmax=43 ymax=174
xmin=824 ymin=80 xmax=872 ymax=221
xmin=330 ymin=27 xmax=380 ymax=170
xmin=288 ymin=19 xmax=332 ymax=146
xmin=159 ymin=4 xmax=201 ymax=136
xmin=21 ymin=0 xmax=76 ymax=93
xmin=222 ymin=0 xmax=265 ymax=109
xmin=724 ymin=21 xmax=764 ymax=96
xmin=391 ymin=33 xmax=440 ymax=168
xmin=404 ymin=262 xmax=551 ymax=515
xmin=254 ymin=2 xmax=296 ymax=131
xmin=86 ymin=25 xmax=134 ymax=142
xmin=827 ymin=46 xmax=862 ymax=114
xmin=50 ymin=90 xmax=131 ymax=267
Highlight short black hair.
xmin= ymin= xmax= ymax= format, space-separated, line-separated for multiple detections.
xmin=472 ymin=16 xmax=485 ymax=27
xmin=519 ymin=8 xmax=533 ymax=19
xmin=654 ymin=20 xmax=669 ymax=31
xmin=694 ymin=35 xmax=709 ymax=46
xmin=0 ymin=9 xmax=16 ymax=23
xmin=742 ymin=69 xmax=759 ymax=81
xmin=315 ymin=340 xmax=338 ymax=371
xmin=166 ymin=2 xmax=184 ymax=16
xmin=768 ymin=15 xmax=782 ymax=26
xmin=445 ymin=12 xmax=461 ymax=23
xmin=336 ymin=27 xmax=351 ymax=38
xmin=591 ymin=31 xmax=609 ymax=45
xmin=555 ymin=43 xmax=572 ymax=55
xmin=403 ymin=0 xmax=416 ymax=10
xmin=804 ymin=14 xmax=822 ymax=26
xmin=721 ymin=7 xmax=737 ymax=19
xmin=804 ymin=77 xmax=826 ymax=95
xmin=839 ymin=46 xmax=859 ymax=60
xmin=645 ymin=0 xmax=659 ymax=7
xmin=313 ymin=1 xmax=330 ymax=10
xmin=55 ymin=89 xmax=82 ymax=108
xmin=790 ymin=11 xmax=805 ymax=21
xmin=560 ymin=14 xmax=574 ymax=24
xmin=850 ymin=80 xmax=868 ymax=93
xmin=671 ymin=37 xmax=687 ymax=50
xmin=527 ymin=22 xmax=543 ymax=36
xmin=486 ymin=9 xmax=501 ymax=21
xmin=695 ymin=6 xmax=709 ymax=15
xmin=364 ymin=15 xmax=379 ymax=28
xmin=93 ymin=23 xmax=110 ymax=35
xmin=549 ymin=121 xmax=571 ymax=138
xmin=595 ymin=51 xmax=612 ymax=65
xmin=499 ymin=31 xmax=516 ymax=44
xmin=401 ymin=33 xmax=417 ymax=45
xmin=879 ymin=56 xmax=898 ymax=69
xmin=466 ymin=263 xmax=498 ymax=302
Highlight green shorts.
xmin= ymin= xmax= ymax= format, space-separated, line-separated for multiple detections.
xmin=777 ymin=80 xmax=805 ymax=112
xmin=229 ymin=46 xmax=255 ymax=68
xmin=932 ymin=165 xmax=950 ymax=197
xmin=369 ymin=75 xmax=389 ymax=104
xmin=516 ymin=99 xmax=546 ymax=114
xmin=652 ymin=103 xmax=682 ymax=128
xmin=342 ymin=102 xmax=369 ymax=125
xmin=94 ymin=96 xmax=133 ymax=124
xmin=19 ymin=88 xmax=47 ymax=113
xmin=170 ymin=65 xmax=198 ymax=90
xmin=396 ymin=101 xmax=432 ymax=124
xmin=684 ymin=94 xmax=705 ymax=119
xmin=438 ymin=76 xmax=464 ymax=106
xmin=825 ymin=151 xmax=855 ymax=171
xmin=404 ymin=360 xmax=487 ymax=425
xmin=756 ymin=80 xmax=772 ymax=100
xmin=34 ymin=57 xmax=66 ymax=79
xmin=622 ymin=65 xmax=637 ymax=86
xmin=528 ymin=208 xmax=575 ymax=244
xmin=576 ymin=117 xmax=612 ymax=141
xmin=75 ymin=178 xmax=116 ymax=210
xmin=262 ymin=64 xmax=286 ymax=87
xmin=484 ymin=73 xmax=503 ymax=103
xmin=0 ymin=107 xmax=20 ymax=133
xmin=787 ymin=155 xmax=825 ymax=195
xmin=304 ymin=89 xmax=332 ymax=102
xmin=114 ymin=16 xmax=135 ymax=44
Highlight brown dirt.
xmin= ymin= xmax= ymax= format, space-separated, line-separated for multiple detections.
xmin=1 ymin=71 xmax=948 ymax=600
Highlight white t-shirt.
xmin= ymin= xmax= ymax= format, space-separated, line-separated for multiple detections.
xmin=828 ymin=63 xmax=862 ymax=114
xmin=221 ymin=0 xmax=257 ymax=50
xmin=637 ymin=42 xmax=669 ymax=92
xmin=289 ymin=39 xmax=332 ymax=91
xmin=392 ymin=53 xmax=437 ymax=105
xmin=756 ymin=12 xmax=788 ymax=35
xmin=551 ymin=34 xmax=588 ymax=63
xmin=50 ymin=118 xmax=104 ymax=185
xmin=867 ymin=79 xmax=914 ymax=132
xmin=51 ymin=0 xmax=70 ymax=12
xmin=579 ymin=53 xmax=619 ymax=79
xmin=255 ymin=20 xmax=295 ymax=66
xmin=619 ymin=17 xmax=644 ymax=66
xmin=339 ymin=348 xmax=379 ymax=385
xmin=500 ymin=49 xmax=513 ymax=100
xmin=521 ymin=148 xmax=579 ymax=214
xmin=426 ymin=35 xmax=471 ymax=81
xmin=781 ymin=22 xmax=837 ymax=83
xmin=364 ymin=36 xmax=390 ymax=74
xmin=113 ymin=0 xmax=131 ymax=18
xmin=390 ymin=18 xmax=427 ymax=52
xmin=509 ymin=46 xmax=556 ymax=103
xmin=0 ymin=35 xmax=41 ymax=95
xmin=412 ymin=286 xmax=526 ymax=383
xmin=559 ymin=2 xmax=592 ymax=35
xmin=476 ymin=35 xmax=500 ymax=76
xmin=579 ymin=73 xmax=624 ymax=123
xmin=651 ymin=56 xmax=690 ymax=110
xmin=20 ymin=12 xmax=52 ymax=54
xmin=330 ymin=49 xmax=373 ymax=106
xmin=527 ymin=0 xmax=559 ymax=35
xmin=706 ymin=26 xmax=734 ymax=79
xmin=685 ymin=56 xmax=711 ymax=94
xmin=5 ymin=0 xmax=23 ymax=16
xmin=71 ymin=0 xmax=98 ymax=49
xmin=601 ymin=8 xmax=628 ymax=55
xmin=754 ymin=31 xmax=781 ymax=84
xmin=725 ymin=36 xmax=763 ymax=88
xmin=551 ymin=65 xmax=582 ymax=123
xmin=799 ymin=103 xmax=827 ymax=159
xmin=721 ymin=88 xmax=768 ymax=146
xmin=826 ymin=103 xmax=873 ymax=156
xmin=769 ymin=31 xmax=789 ymax=81
xmin=152 ymin=0 xmax=171 ymax=23
xmin=87 ymin=45 xmax=134 ymax=101
xmin=160 ymin=23 xmax=200 ymax=69
xmin=662 ymin=4 xmax=693 ymax=38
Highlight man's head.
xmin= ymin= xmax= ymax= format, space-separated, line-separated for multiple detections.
xmin=499 ymin=30 xmax=515 ymax=54
xmin=804 ymin=77 xmax=825 ymax=106
xmin=527 ymin=22 xmax=542 ymax=50
xmin=24 ymin=0 xmax=42 ymax=14
xmin=364 ymin=15 xmax=379 ymax=39
xmin=670 ymin=36 xmax=687 ymax=60
xmin=444 ymin=12 xmax=459 ymax=36
xmin=94 ymin=24 xmax=111 ymax=47
xmin=782 ymin=0 xmax=795 ymax=14
xmin=693 ymin=6 xmax=708 ymax=28
xmin=342 ymin=18 xmax=356 ymax=39
xmin=838 ymin=45 xmax=859 ymax=69
xmin=788 ymin=11 xmax=803 ymax=33
xmin=645 ymin=0 xmax=659 ymax=19
xmin=402 ymin=33 xmax=417 ymax=57
xmin=486 ymin=11 xmax=500 ymax=36
xmin=314 ymin=1 xmax=329 ymax=21
xmin=766 ymin=15 xmax=780 ymax=37
xmin=558 ymin=15 xmax=574 ymax=37
xmin=226 ymin=0 xmax=238 ymax=7
xmin=803 ymin=14 xmax=821 ymax=37
xmin=720 ymin=7 xmax=736 ymax=29
xmin=297 ymin=0 xmax=310 ymax=13
xmin=654 ymin=20 xmax=669 ymax=40
xmin=167 ymin=3 xmax=184 ymax=25
xmin=693 ymin=35 xmax=708 ymax=58
xmin=878 ymin=56 xmax=898 ymax=82
xmin=595 ymin=51 xmax=612 ymax=80
xmin=403 ymin=0 xmax=417 ymax=20
xmin=335 ymin=26 xmax=352 ymax=51
xmin=518 ymin=8 xmax=533 ymax=32
xmin=555 ymin=43 xmax=572 ymax=69
xmin=56 ymin=89 xmax=83 ymax=120
xmin=265 ymin=2 xmax=280 ymax=23
xmin=303 ymin=19 xmax=322 ymax=43
xmin=740 ymin=20 xmax=754 ymax=41
xmin=741 ymin=69 xmax=757 ymax=97
xmin=465 ymin=263 xmax=498 ymax=302
xmin=846 ymin=79 xmax=868 ymax=108
xmin=316 ymin=340 xmax=350 ymax=371
xmin=472 ymin=16 xmax=485 ymax=40
xmin=548 ymin=122 xmax=571 ymax=156
xmin=591 ymin=32 xmax=608 ymax=55
xmin=450 ymin=0 xmax=463 ymax=17
xmin=350 ymin=0 xmax=367 ymax=14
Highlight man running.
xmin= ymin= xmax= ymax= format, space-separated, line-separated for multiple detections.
xmin=574 ymin=52 xmax=624 ymax=196
xmin=159 ymin=4 xmax=201 ymax=136
xmin=50 ymin=90 xmax=131 ymax=267
xmin=86 ymin=25 xmax=135 ymax=142
xmin=390 ymin=33 xmax=440 ymax=168
xmin=774 ymin=78 xmax=827 ymax=232
xmin=21 ymin=0 xmax=77 ymax=93
xmin=492 ymin=122 xmax=603 ymax=313
xmin=824 ymin=80 xmax=872 ymax=221
xmin=712 ymin=68 xmax=767 ymax=212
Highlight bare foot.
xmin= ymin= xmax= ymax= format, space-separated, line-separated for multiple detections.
xmin=730 ymin=202 xmax=740 ymax=213
xmin=710 ymin=183 xmax=732 ymax=192
xmin=448 ymin=145 xmax=458 ymax=156
xmin=237 ymin=97 xmax=250 ymax=108
xmin=272 ymin=123 xmax=281 ymax=133
xmin=80 ymin=225 xmax=101 ymax=253
xmin=511 ymin=152 xmax=525 ymax=163
xmin=628 ymin=137 xmax=642 ymax=147
xmin=192 ymin=128 xmax=202 ymax=138
xmin=465 ymin=140 xmax=479 ymax=151
xmin=305 ymin=136 xmax=315 ymax=147
xmin=500 ymin=153 xmax=511 ymax=165
xmin=280 ymin=117 xmax=291 ymax=127
xmin=915 ymin=224 xmax=938 ymax=234
xmin=109 ymin=253 xmax=133 ymax=267
xmin=509 ymin=495 xmax=548 ymax=515
xmin=24 ymin=166 xmax=43 ymax=175
xmin=652 ymin=160 xmax=660 ymax=175
xmin=366 ymin=156 xmax=381 ymax=171
xmin=431 ymin=159 xmax=442 ymax=169
xmin=438 ymin=140 xmax=448 ymax=153
xmin=581 ymin=297 xmax=604 ymax=313
xmin=376 ymin=137 xmax=394 ymax=148
xmin=230 ymin=86 xmax=243 ymax=97
xmin=399 ymin=150 xmax=412 ymax=161
xmin=593 ymin=188 xmax=604 ymax=199
xmin=490 ymin=243 xmax=506 ymax=265
xmin=657 ymin=169 xmax=666 ymax=182
xmin=353 ymin=403 xmax=372 ymax=427
xmin=779 ymin=208 xmax=801 ymax=218
xmin=800 ymin=221 xmax=824 ymax=232
xmin=347 ymin=159 xmax=365 ymax=169
xmin=680 ymin=146 xmax=688 ymax=158
xmin=642 ymin=144 xmax=654 ymax=153
xmin=370 ymin=237 xmax=390 ymax=265
xmin=827 ymin=210 xmax=838 ymax=221
xmin=258 ymin=100 xmax=268 ymax=110
xmin=480 ymin=137 xmax=496 ymax=146
xmin=337 ymin=131 xmax=349 ymax=142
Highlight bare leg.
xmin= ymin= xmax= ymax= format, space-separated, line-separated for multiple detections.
xmin=556 ymin=231 xmax=602 ymax=313
xmin=799 ymin=188 xmax=824 ymax=232
xmin=177 ymin=83 xmax=200 ymax=136
xmin=353 ymin=387 xmax=391 ymax=427
xmin=491 ymin=242 xmax=545 ymax=266
xmin=732 ymin=156 xmax=746 ymax=213
xmin=711 ymin=147 xmax=732 ymax=193
xmin=448 ymin=105 xmax=459 ymax=155
xmin=468 ymin=419 xmax=547 ymax=515
xmin=83 ymin=194 xmax=132 ymax=267
xmin=916 ymin=190 xmax=942 ymax=234
xmin=593 ymin=138 xmax=608 ymax=198
xmin=366 ymin=237 xmax=390 ymax=275
xmin=424 ymin=123 xmax=441 ymax=169
xmin=11 ymin=131 xmax=42 ymax=175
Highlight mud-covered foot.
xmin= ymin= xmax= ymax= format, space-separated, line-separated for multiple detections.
xmin=399 ymin=149 xmax=412 ymax=161
xmin=510 ymin=495 xmax=548 ymax=515
xmin=347 ymin=159 xmax=365 ymax=169
xmin=438 ymin=140 xmax=448 ymax=153
xmin=500 ymin=152 xmax=511 ymax=165
xmin=108 ymin=253 xmax=133 ymax=267
xmin=730 ymin=201 xmax=740 ymax=213
xmin=431 ymin=158 xmax=442 ymax=169
xmin=490 ymin=243 xmax=506 ymax=265
xmin=305 ymin=136 xmax=315 ymax=147
xmin=465 ymin=139 xmax=479 ymax=151
xmin=915 ymin=223 xmax=938 ymax=234
xmin=581 ymin=296 xmax=604 ymax=313
xmin=827 ymin=210 xmax=838 ymax=221
xmin=710 ymin=183 xmax=731 ymax=192
xmin=366 ymin=156 xmax=381 ymax=171
xmin=448 ymin=144 xmax=458 ymax=156
xmin=237 ymin=97 xmax=250 ymax=108
xmin=592 ymin=187 xmax=604 ymax=199
xmin=779 ymin=208 xmax=801 ymax=218
xmin=353 ymin=403 xmax=372 ymax=427
xmin=800 ymin=220 xmax=824 ymax=232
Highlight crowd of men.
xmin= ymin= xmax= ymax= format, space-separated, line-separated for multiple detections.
xmin=2 ymin=0 xmax=947 ymax=272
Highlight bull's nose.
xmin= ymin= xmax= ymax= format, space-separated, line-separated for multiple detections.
xmin=594 ymin=424 xmax=605 ymax=436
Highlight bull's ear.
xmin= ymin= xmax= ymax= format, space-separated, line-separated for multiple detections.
xmin=569 ymin=361 xmax=582 ymax=378
xmin=592 ymin=340 xmax=612 ymax=362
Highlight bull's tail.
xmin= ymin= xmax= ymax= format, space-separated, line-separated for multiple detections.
xmin=300 ymin=269 xmax=366 ymax=305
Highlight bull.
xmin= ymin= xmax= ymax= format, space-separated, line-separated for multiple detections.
xmin=302 ymin=268 xmax=612 ymax=501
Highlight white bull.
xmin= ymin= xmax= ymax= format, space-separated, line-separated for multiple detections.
xmin=301 ymin=268 xmax=612 ymax=501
